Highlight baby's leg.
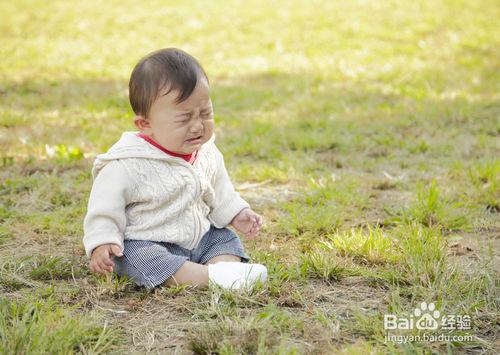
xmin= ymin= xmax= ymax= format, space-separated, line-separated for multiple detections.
xmin=163 ymin=261 xmax=209 ymax=287
xmin=165 ymin=258 xmax=267 ymax=290
xmin=206 ymin=254 xmax=242 ymax=264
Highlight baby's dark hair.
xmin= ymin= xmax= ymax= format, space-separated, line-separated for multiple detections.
xmin=129 ymin=48 xmax=208 ymax=118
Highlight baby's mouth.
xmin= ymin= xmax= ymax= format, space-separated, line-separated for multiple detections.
xmin=186 ymin=135 xmax=202 ymax=142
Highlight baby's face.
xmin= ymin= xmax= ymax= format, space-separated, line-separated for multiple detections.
xmin=138 ymin=77 xmax=214 ymax=154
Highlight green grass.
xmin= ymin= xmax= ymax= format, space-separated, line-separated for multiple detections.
xmin=320 ymin=226 xmax=399 ymax=264
xmin=0 ymin=295 xmax=122 ymax=354
xmin=299 ymin=247 xmax=356 ymax=281
xmin=29 ymin=256 xmax=77 ymax=281
xmin=0 ymin=0 xmax=499 ymax=353
xmin=399 ymin=180 xmax=471 ymax=231
xmin=467 ymin=159 xmax=500 ymax=212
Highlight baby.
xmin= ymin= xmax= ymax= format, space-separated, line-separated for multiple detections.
xmin=83 ymin=48 xmax=267 ymax=290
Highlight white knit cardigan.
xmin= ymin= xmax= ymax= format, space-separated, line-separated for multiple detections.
xmin=83 ymin=132 xmax=250 ymax=257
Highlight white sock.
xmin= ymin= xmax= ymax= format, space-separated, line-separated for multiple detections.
xmin=208 ymin=262 xmax=267 ymax=290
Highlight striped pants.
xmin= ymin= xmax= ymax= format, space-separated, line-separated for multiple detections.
xmin=113 ymin=225 xmax=250 ymax=289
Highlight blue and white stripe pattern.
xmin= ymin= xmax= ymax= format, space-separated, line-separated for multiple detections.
xmin=113 ymin=225 xmax=250 ymax=289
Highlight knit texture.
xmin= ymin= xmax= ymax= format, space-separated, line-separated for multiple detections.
xmin=83 ymin=132 xmax=250 ymax=257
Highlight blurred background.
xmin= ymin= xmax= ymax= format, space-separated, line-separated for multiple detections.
xmin=1 ymin=0 xmax=497 ymax=168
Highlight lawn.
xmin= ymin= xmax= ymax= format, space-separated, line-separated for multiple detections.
xmin=0 ymin=0 xmax=499 ymax=353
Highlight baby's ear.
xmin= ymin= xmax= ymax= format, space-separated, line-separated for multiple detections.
xmin=134 ymin=115 xmax=150 ymax=131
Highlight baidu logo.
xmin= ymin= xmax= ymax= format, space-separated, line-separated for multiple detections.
xmin=384 ymin=301 xmax=473 ymax=344
xmin=384 ymin=301 xmax=471 ymax=331
xmin=384 ymin=301 xmax=440 ymax=330
xmin=413 ymin=302 xmax=440 ymax=330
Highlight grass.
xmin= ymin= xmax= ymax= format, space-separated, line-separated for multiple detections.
xmin=399 ymin=180 xmax=471 ymax=231
xmin=467 ymin=159 xmax=500 ymax=212
xmin=0 ymin=0 xmax=499 ymax=352
xmin=300 ymin=248 xmax=356 ymax=281
xmin=29 ymin=256 xmax=78 ymax=281
xmin=0 ymin=295 xmax=123 ymax=354
xmin=320 ymin=226 xmax=399 ymax=264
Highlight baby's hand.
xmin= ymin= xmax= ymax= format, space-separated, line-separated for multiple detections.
xmin=89 ymin=244 xmax=123 ymax=274
xmin=231 ymin=208 xmax=263 ymax=239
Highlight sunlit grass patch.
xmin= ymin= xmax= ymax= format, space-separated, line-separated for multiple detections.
xmin=44 ymin=143 xmax=84 ymax=162
xmin=337 ymin=224 xmax=450 ymax=293
xmin=320 ymin=226 xmax=399 ymax=265
xmin=272 ymin=175 xmax=370 ymax=242
xmin=307 ymin=223 xmax=451 ymax=290
xmin=233 ymin=161 xmax=290 ymax=184
xmin=276 ymin=202 xmax=342 ymax=240
xmin=304 ymin=174 xmax=368 ymax=207
xmin=0 ymin=295 xmax=123 ymax=354
xmin=249 ymin=250 xmax=305 ymax=299
xmin=395 ymin=223 xmax=448 ymax=289
xmin=299 ymin=247 xmax=356 ymax=281
xmin=394 ymin=180 xmax=471 ymax=231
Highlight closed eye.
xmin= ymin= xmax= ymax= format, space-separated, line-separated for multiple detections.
xmin=175 ymin=118 xmax=190 ymax=124
xmin=175 ymin=110 xmax=212 ymax=123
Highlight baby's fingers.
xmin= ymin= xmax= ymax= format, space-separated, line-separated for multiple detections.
xmin=98 ymin=260 xmax=113 ymax=273
xmin=95 ymin=260 xmax=107 ymax=274
xmin=102 ymin=256 xmax=115 ymax=272
xmin=253 ymin=220 xmax=262 ymax=232
xmin=244 ymin=226 xmax=254 ymax=239
xmin=102 ymin=256 xmax=115 ymax=268
xmin=91 ymin=258 xmax=111 ymax=274
xmin=246 ymin=225 xmax=259 ymax=239
xmin=251 ymin=216 xmax=261 ymax=225
xmin=90 ymin=261 xmax=104 ymax=274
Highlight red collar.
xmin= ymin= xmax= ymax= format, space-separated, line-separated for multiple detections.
xmin=136 ymin=133 xmax=198 ymax=164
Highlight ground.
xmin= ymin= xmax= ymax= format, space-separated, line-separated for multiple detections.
xmin=0 ymin=0 xmax=499 ymax=353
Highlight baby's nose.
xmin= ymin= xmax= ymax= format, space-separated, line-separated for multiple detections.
xmin=190 ymin=116 xmax=204 ymax=131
